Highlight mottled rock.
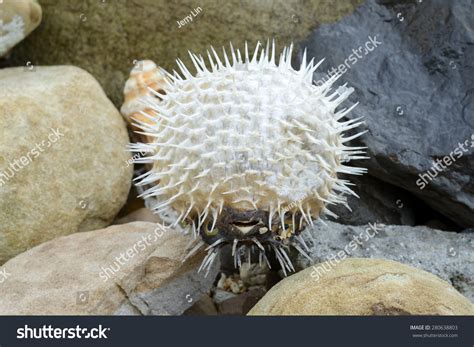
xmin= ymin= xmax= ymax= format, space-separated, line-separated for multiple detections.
xmin=0 ymin=66 xmax=132 ymax=264
xmin=0 ymin=0 xmax=42 ymax=57
xmin=248 ymin=258 xmax=474 ymax=315
xmin=295 ymin=221 xmax=474 ymax=301
xmin=240 ymin=263 xmax=270 ymax=287
xmin=4 ymin=0 xmax=362 ymax=106
xmin=0 ymin=222 xmax=218 ymax=315
xmin=299 ymin=0 xmax=474 ymax=227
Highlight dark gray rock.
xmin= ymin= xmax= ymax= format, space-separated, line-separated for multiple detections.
xmin=183 ymin=294 xmax=218 ymax=315
xmin=295 ymin=221 xmax=474 ymax=301
xmin=298 ymin=0 xmax=474 ymax=227
xmin=328 ymin=174 xmax=416 ymax=226
xmin=216 ymin=288 xmax=266 ymax=315
xmin=213 ymin=289 xmax=238 ymax=305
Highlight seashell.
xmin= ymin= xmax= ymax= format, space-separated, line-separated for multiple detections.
xmin=120 ymin=60 xmax=168 ymax=143
xmin=129 ymin=42 xmax=368 ymax=275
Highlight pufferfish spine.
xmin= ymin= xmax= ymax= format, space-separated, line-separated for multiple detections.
xmin=126 ymin=41 xmax=368 ymax=276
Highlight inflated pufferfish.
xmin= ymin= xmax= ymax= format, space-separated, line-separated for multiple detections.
xmin=124 ymin=41 xmax=367 ymax=276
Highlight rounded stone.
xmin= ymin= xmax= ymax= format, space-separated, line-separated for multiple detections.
xmin=0 ymin=65 xmax=133 ymax=264
xmin=0 ymin=222 xmax=218 ymax=315
xmin=248 ymin=258 xmax=474 ymax=315
xmin=0 ymin=0 xmax=42 ymax=57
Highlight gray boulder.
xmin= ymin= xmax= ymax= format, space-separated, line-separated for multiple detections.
xmin=298 ymin=0 xmax=474 ymax=227
xmin=296 ymin=221 xmax=474 ymax=301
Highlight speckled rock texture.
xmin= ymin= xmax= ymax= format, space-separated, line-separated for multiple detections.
xmin=3 ymin=0 xmax=362 ymax=106
xmin=0 ymin=222 xmax=218 ymax=315
xmin=248 ymin=258 xmax=474 ymax=315
xmin=0 ymin=65 xmax=132 ymax=264
xmin=295 ymin=221 xmax=474 ymax=301
xmin=0 ymin=0 xmax=42 ymax=57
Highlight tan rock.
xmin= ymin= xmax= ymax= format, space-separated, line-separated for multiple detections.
xmin=0 ymin=66 xmax=133 ymax=264
xmin=0 ymin=0 xmax=42 ymax=57
xmin=4 ymin=0 xmax=362 ymax=106
xmin=248 ymin=258 xmax=474 ymax=315
xmin=0 ymin=222 xmax=218 ymax=315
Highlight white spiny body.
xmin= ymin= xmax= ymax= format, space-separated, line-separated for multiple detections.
xmin=129 ymin=42 xmax=367 ymax=275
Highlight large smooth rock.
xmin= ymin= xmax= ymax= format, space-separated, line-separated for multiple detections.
xmin=3 ymin=0 xmax=362 ymax=106
xmin=295 ymin=221 xmax=474 ymax=301
xmin=298 ymin=0 xmax=474 ymax=227
xmin=0 ymin=222 xmax=218 ymax=315
xmin=248 ymin=258 xmax=474 ymax=315
xmin=0 ymin=66 xmax=132 ymax=264
xmin=0 ymin=0 xmax=42 ymax=57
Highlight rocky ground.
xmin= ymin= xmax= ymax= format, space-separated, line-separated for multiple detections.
xmin=0 ymin=0 xmax=472 ymax=315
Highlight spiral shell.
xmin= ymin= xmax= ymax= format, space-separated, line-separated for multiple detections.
xmin=121 ymin=60 xmax=168 ymax=143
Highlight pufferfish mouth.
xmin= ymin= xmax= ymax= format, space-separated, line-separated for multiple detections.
xmin=193 ymin=206 xmax=311 ymax=275
xmin=198 ymin=206 xmax=307 ymax=248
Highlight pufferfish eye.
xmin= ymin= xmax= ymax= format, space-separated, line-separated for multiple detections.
xmin=204 ymin=219 xmax=219 ymax=237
